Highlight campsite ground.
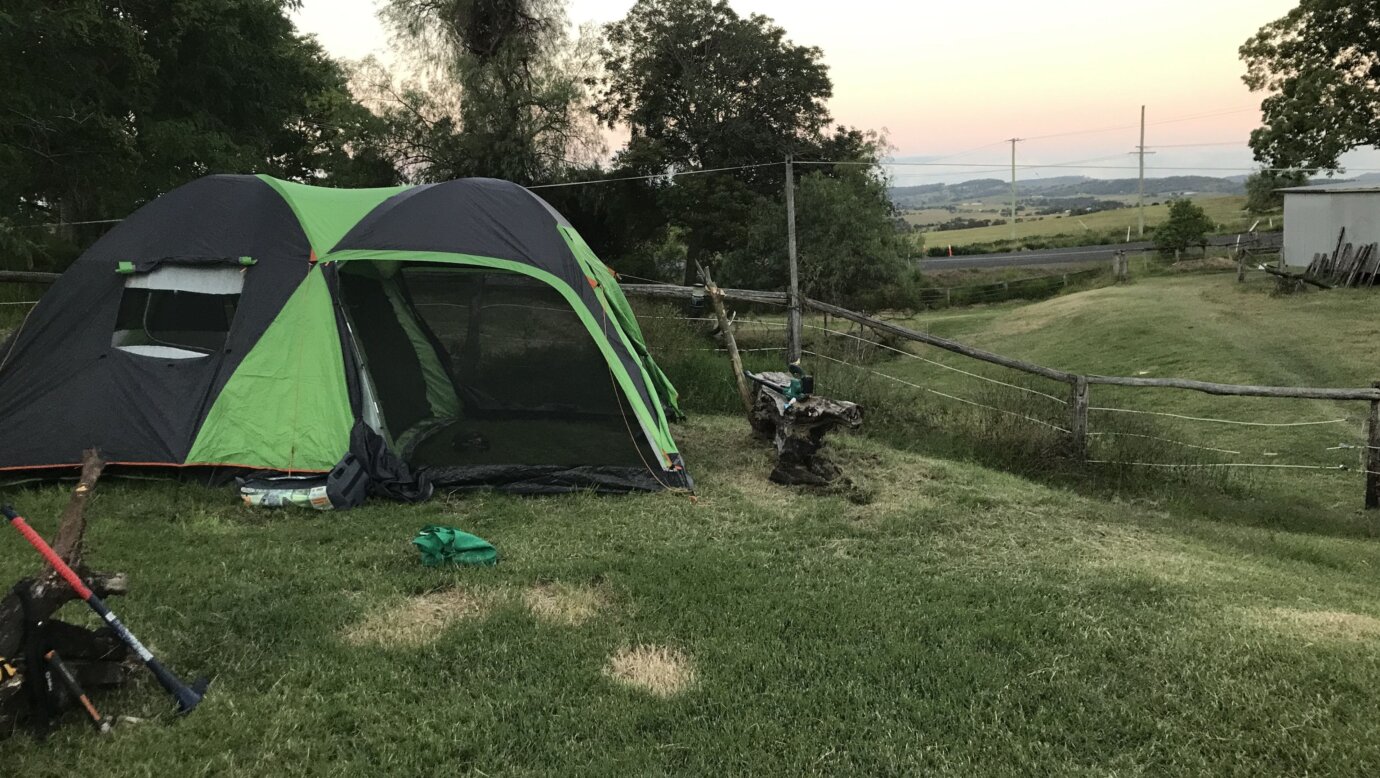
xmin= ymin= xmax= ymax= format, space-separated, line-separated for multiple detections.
xmin=7 ymin=271 xmax=1380 ymax=775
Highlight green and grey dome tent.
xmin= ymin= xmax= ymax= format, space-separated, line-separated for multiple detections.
xmin=0 ymin=174 xmax=690 ymax=494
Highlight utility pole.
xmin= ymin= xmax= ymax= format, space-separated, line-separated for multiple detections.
xmin=1007 ymin=138 xmax=1022 ymax=242
xmin=1132 ymin=106 xmax=1156 ymax=238
xmin=785 ymin=154 xmax=802 ymax=363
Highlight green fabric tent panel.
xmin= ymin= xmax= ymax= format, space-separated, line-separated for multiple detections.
xmin=324 ymin=249 xmax=680 ymax=459
xmin=380 ymin=275 xmax=462 ymax=421
xmin=186 ymin=268 xmax=354 ymax=471
xmin=258 ymin=175 xmax=409 ymax=257
xmin=560 ymin=227 xmax=683 ymax=419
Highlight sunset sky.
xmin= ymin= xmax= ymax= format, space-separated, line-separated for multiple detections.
xmin=293 ymin=0 xmax=1380 ymax=183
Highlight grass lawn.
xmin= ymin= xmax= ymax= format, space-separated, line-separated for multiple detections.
xmin=919 ymin=195 xmax=1253 ymax=248
xmin=7 ymin=272 xmax=1380 ymax=774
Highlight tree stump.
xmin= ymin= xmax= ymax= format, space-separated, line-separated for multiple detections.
xmin=0 ymin=450 xmax=136 ymax=735
xmin=747 ymin=371 xmax=863 ymax=485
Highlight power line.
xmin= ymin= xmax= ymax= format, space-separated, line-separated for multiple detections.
xmin=526 ymin=162 xmax=781 ymax=189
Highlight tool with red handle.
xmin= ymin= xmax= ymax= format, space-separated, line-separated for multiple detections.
xmin=3 ymin=505 xmax=208 ymax=715
xmin=45 ymin=650 xmax=112 ymax=734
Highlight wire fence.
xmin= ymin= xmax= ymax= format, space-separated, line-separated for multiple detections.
xmin=631 ymin=287 xmax=1378 ymax=507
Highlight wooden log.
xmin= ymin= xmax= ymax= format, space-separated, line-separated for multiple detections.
xmin=0 ymin=453 xmax=120 ymax=661
xmin=1260 ymin=265 xmax=1333 ymax=290
xmin=696 ymin=262 xmax=754 ymax=415
xmin=803 ymin=297 xmax=1078 ymax=384
xmin=1068 ymin=376 xmax=1089 ymax=460
xmin=1083 ymin=374 xmax=1378 ymax=400
xmin=622 ymin=283 xmax=788 ymax=306
xmin=1331 ymin=227 xmax=1347 ymax=277
xmin=0 ymin=271 xmax=60 ymax=285
xmin=52 ymin=450 xmax=104 ymax=567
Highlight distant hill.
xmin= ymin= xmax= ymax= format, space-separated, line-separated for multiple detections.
xmin=890 ymin=171 xmax=1377 ymax=209
xmin=890 ymin=174 xmax=1247 ymax=208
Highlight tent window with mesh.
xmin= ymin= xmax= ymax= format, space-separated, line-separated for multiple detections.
xmin=111 ymin=266 xmax=244 ymax=359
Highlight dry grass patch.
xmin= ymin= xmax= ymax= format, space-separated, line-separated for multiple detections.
xmin=604 ymin=644 xmax=696 ymax=697
xmin=342 ymin=588 xmax=492 ymax=648
xmin=523 ymin=581 xmax=608 ymax=626
xmin=1248 ymin=607 xmax=1380 ymax=642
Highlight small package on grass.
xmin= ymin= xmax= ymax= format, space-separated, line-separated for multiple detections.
xmin=412 ymin=525 xmax=498 ymax=567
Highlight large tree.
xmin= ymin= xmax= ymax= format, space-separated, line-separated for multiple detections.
xmin=378 ymin=0 xmax=601 ymax=183
xmin=596 ymin=0 xmax=832 ymax=172
xmin=595 ymin=0 xmax=859 ymax=284
xmin=719 ymin=166 xmax=915 ymax=309
xmin=1244 ymin=168 xmax=1309 ymax=214
xmin=0 ymin=0 xmax=396 ymax=270
xmin=1241 ymin=0 xmax=1380 ymax=170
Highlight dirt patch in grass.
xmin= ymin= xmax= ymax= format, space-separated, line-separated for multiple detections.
xmin=1249 ymin=607 xmax=1380 ymax=642
xmin=604 ymin=644 xmax=696 ymax=697
xmin=523 ymin=581 xmax=608 ymax=626
xmin=342 ymin=589 xmax=492 ymax=648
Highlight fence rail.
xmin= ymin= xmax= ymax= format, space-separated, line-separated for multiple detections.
xmin=0 ymin=271 xmax=59 ymax=285
xmin=623 ymin=281 xmax=1380 ymax=507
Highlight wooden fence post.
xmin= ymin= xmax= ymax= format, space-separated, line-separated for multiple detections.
xmin=1069 ymin=376 xmax=1089 ymax=460
xmin=696 ymin=261 xmax=754 ymax=416
xmin=1367 ymin=381 xmax=1380 ymax=509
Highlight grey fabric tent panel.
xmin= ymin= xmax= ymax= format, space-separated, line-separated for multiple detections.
xmin=0 ymin=175 xmax=312 ymax=467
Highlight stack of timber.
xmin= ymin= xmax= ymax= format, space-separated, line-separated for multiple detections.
xmin=1301 ymin=229 xmax=1380 ymax=289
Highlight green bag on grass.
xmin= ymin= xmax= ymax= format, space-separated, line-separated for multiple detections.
xmin=412 ymin=525 xmax=498 ymax=567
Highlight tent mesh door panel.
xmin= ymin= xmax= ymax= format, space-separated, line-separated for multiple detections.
xmin=342 ymin=263 xmax=654 ymax=471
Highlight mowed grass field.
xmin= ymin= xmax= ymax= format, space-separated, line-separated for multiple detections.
xmin=6 ymin=271 xmax=1380 ymax=774
xmin=915 ymin=195 xmax=1255 ymax=247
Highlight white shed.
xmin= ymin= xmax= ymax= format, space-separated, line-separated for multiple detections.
xmin=1279 ymin=184 xmax=1380 ymax=268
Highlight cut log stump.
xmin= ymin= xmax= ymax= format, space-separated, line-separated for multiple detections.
xmin=747 ymin=371 xmax=863 ymax=486
xmin=0 ymin=449 xmax=136 ymax=735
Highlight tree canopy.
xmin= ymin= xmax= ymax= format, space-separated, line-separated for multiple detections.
xmin=590 ymin=0 xmax=902 ymax=290
xmin=596 ymin=0 xmax=832 ymax=171
xmin=1245 ymin=169 xmax=1309 ymax=214
xmin=376 ymin=0 xmax=601 ymax=183
xmin=1 ymin=0 xmax=395 ymax=269
xmin=1241 ymin=0 xmax=1380 ymax=170
xmin=1155 ymin=200 xmax=1215 ymax=254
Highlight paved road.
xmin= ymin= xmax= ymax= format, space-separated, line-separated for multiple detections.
xmin=917 ymin=232 xmax=1282 ymax=270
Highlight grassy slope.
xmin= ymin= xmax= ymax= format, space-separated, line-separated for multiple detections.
xmin=802 ymin=272 xmax=1374 ymax=527
xmin=7 ymin=274 xmax=1380 ymax=774
xmin=918 ymin=195 xmax=1251 ymax=247
xmin=6 ymin=415 xmax=1380 ymax=776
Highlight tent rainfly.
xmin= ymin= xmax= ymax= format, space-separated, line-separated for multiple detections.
xmin=0 ymin=174 xmax=691 ymax=496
